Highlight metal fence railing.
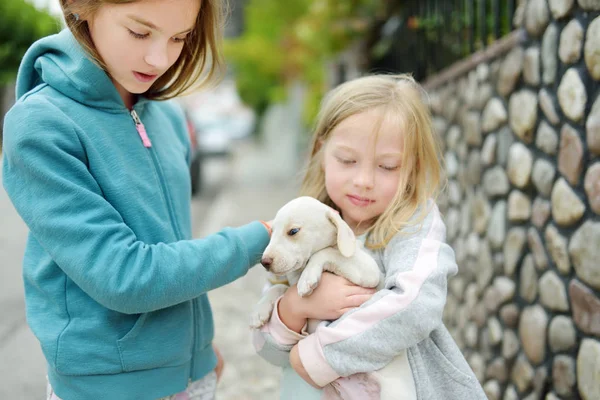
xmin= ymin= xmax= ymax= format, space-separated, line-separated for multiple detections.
xmin=369 ymin=0 xmax=517 ymax=81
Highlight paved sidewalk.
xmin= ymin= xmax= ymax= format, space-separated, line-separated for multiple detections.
xmin=200 ymin=139 xmax=302 ymax=400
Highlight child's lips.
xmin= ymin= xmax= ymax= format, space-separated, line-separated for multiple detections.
xmin=133 ymin=71 xmax=158 ymax=83
xmin=347 ymin=195 xmax=375 ymax=207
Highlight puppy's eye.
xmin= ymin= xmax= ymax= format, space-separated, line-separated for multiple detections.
xmin=287 ymin=228 xmax=300 ymax=236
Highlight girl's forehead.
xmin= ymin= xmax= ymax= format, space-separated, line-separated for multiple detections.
xmin=329 ymin=109 xmax=404 ymax=150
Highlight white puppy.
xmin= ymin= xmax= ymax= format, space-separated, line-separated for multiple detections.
xmin=250 ymin=196 xmax=382 ymax=330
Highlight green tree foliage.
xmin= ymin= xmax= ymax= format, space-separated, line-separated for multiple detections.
xmin=0 ymin=0 xmax=61 ymax=84
xmin=225 ymin=0 xmax=381 ymax=122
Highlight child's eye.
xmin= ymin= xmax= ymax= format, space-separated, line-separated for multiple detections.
xmin=173 ymin=36 xmax=188 ymax=43
xmin=337 ymin=157 xmax=355 ymax=165
xmin=128 ymin=29 xmax=149 ymax=39
xmin=380 ymin=165 xmax=399 ymax=171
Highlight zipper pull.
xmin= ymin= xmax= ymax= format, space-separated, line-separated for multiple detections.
xmin=131 ymin=110 xmax=152 ymax=148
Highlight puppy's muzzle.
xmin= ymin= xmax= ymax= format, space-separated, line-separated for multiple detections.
xmin=261 ymin=256 xmax=273 ymax=270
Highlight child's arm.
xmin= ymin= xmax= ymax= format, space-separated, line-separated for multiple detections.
xmin=294 ymin=204 xmax=456 ymax=387
xmin=2 ymin=98 xmax=270 ymax=315
xmin=253 ymin=273 xmax=375 ymax=367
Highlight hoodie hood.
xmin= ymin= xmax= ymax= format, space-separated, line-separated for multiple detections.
xmin=16 ymin=29 xmax=125 ymax=111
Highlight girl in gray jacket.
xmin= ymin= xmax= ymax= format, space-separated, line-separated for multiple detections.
xmin=253 ymin=74 xmax=487 ymax=400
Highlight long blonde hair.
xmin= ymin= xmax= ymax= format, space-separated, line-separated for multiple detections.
xmin=300 ymin=74 xmax=445 ymax=250
xmin=59 ymin=0 xmax=226 ymax=100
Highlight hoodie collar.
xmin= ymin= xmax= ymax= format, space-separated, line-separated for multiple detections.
xmin=17 ymin=29 xmax=149 ymax=112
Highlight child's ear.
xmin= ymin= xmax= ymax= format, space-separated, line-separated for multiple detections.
xmin=326 ymin=209 xmax=356 ymax=257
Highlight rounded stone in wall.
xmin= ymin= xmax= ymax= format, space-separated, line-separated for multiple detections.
xmin=446 ymin=125 xmax=462 ymax=150
xmin=502 ymin=329 xmax=520 ymax=360
xmin=504 ymin=385 xmax=518 ymax=400
xmin=486 ymin=357 xmax=508 ymax=383
xmin=542 ymin=24 xmax=559 ymax=85
xmin=558 ymin=124 xmax=583 ymax=185
xmin=463 ymin=111 xmax=482 ymax=146
xmin=507 ymin=142 xmax=533 ymax=188
xmin=559 ymin=19 xmax=584 ymax=64
xmin=483 ymin=380 xmax=500 ymax=400
xmin=445 ymin=152 xmax=458 ymax=178
xmin=569 ymin=279 xmax=600 ymax=337
xmin=498 ymin=47 xmax=524 ymax=97
xmin=525 ymin=0 xmax=550 ymax=37
xmin=508 ymin=190 xmax=531 ymax=222
xmin=488 ymin=201 xmax=507 ymax=249
xmin=509 ymin=90 xmax=538 ymax=143
xmin=520 ymin=254 xmax=539 ymax=303
xmin=537 ymin=120 xmax=559 ymax=155
xmin=577 ymin=0 xmax=600 ymax=10
xmin=523 ymin=46 xmax=541 ymax=86
xmin=587 ymin=94 xmax=600 ymax=155
xmin=528 ymin=227 xmax=549 ymax=270
xmin=545 ymin=224 xmax=571 ymax=275
xmin=532 ymin=197 xmax=551 ymax=228
xmin=549 ymin=0 xmax=575 ymax=18
xmin=483 ymin=166 xmax=510 ymax=197
xmin=500 ymin=304 xmax=520 ymax=328
xmin=532 ymin=158 xmax=556 ymax=196
xmin=557 ymin=68 xmax=587 ymax=122
xmin=496 ymin=126 xmax=515 ymax=165
xmin=569 ymin=221 xmax=600 ymax=290
xmin=482 ymin=98 xmax=508 ymax=133
xmin=512 ymin=354 xmax=535 ymax=392
xmin=505 ymin=228 xmax=527 ymax=276
xmin=583 ymin=17 xmax=600 ymax=80
xmin=539 ymin=270 xmax=570 ymax=311
xmin=553 ymin=355 xmax=576 ymax=397
xmin=481 ymin=134 xmax=497 ymax=165
xmin=519 ymin=305 xmax=548 ymax=365
xmin=548 ymin=315 xmax=577 ymax=352
xmin=577 ymin=339 xmax=600 ymax=400
xmin=584 ymin=162 xmax=600 ymax=214
xmin=539 ymin=88 xmax=560 ymax=126
xmin=551 ymin=178 xmax=585 ymax=226
xmin=472 ymin=191 xmax=490 ymax=234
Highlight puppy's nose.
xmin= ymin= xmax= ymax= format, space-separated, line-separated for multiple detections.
xmin=261 ymin=256 xmax=273 ymax=270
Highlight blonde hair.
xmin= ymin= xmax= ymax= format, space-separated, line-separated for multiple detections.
xmin=300 ymin=74 xmax=445 ymax=250
xmin=59 ymin=0 xmax=226 ymax=100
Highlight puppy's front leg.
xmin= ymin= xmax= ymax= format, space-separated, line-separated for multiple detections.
xmin=296 ymin=255 xmax=327 ymax=297
xmin=249 ymin=284 xmax=288 ymax=329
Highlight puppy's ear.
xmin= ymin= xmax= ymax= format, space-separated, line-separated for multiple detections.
xmin=326 ymin=209 xmax=355 ymax=257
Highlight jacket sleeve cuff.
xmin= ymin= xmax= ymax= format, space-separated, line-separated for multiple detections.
xmin=297 ymin=333 xmax=340 ymax=387
xmin=235 ymin=221 xmax=272 ymax=265
xmin=265 ymin=297 xmax=308 ymax=346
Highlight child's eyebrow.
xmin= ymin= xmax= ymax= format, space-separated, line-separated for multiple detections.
xmin=127 ymin=15 xmax=193 ymax=35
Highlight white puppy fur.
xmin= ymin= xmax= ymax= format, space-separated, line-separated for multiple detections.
xmin=250 ymin=196 xmax=382 ymax=329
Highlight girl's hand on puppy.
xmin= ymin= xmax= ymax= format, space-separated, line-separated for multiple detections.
xmin=278 ymin=272 xmax=375 ymax=332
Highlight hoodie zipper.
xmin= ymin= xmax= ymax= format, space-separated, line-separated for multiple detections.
xmin=131 ymin=110 xmax=152 ymax=148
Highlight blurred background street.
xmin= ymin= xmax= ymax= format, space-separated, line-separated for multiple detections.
xmin=3 ymin=0 xmax=600 ymax=399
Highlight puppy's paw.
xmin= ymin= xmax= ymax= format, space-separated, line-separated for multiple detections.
xmin=249 ymin=301 xmax=275 ymax=329
xmin=297 ymin=270 xmax=321 ymax=297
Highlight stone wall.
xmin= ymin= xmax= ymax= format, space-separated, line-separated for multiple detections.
xmin=425 ymin=1 xmax=600 ymax=399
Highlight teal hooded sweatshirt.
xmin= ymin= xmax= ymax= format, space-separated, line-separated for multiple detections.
xmin=2 ymin=29 xmax=270 ymax=399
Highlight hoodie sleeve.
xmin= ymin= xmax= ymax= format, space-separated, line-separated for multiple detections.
xmin=297 ymin=203 xmax=457 ymax=387
xmin=2 ymin=96 xmax=270 ymax=315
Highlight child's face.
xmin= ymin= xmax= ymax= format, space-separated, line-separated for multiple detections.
xmin=87 ymin=0 xmax=200 ymax=103
xmin=322 ymin=108 xmax=403 ymax=234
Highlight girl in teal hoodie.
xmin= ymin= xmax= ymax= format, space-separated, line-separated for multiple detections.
xmin=2 ymin=1 xmax=370 ymax=399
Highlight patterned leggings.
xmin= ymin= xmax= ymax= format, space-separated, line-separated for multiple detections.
xmin=46 ymin=371 xmax=218 ymax=400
